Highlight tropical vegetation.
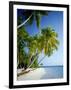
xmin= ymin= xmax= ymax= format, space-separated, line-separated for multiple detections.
xmin=17 ymin=10 xmax=59 ymax=71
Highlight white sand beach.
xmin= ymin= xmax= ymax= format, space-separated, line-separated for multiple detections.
xmin=17 ymin=68 xmax=46 ymax=80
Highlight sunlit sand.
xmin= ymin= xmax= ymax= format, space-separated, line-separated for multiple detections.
xmin=17 ymin=68 xmax=46 ymax=80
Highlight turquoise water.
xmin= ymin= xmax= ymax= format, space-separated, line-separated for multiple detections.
xmin=40 ymin=66 xmax=63 ymax=79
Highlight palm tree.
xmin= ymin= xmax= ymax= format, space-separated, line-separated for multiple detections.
xmin=17 ymin=27 xmax=39 ymax=69
xmin=38 ymin=27 xmax=59 ymax=64
xmin=17 ymin=10 xmax=48 ymax=30
xmin=26 ymin=27 xmax=59 ymax=68
xmin=26 ymin=35 xmax=39 ymax=68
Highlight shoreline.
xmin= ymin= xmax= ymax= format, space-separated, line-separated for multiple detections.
xmin=17 ymin=66 xmax=63 ymax=80
xmin=17 ymin=68 xmax=46 ymax=80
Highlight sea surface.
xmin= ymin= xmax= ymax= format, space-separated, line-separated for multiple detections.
xmin=40 ymin=66 xmax=63 ymax=79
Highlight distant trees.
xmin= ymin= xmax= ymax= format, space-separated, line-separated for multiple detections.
xmin=17 ymin=10 xmax=59 ymax=71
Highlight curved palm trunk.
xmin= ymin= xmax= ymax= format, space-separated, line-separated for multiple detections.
xmin=25 ymin=53 xmax=38 ymax=69
xmin=25 ymin=55 xmax=46 ymax=70
xmin=38 ymin=56 xmax=46 ymax=65
xmin=17 ymin=14 xmax=33 ymax=29
xmin=27 ymin=57 xmax=37 ymax=68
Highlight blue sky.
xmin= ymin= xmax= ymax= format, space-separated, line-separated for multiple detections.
xmin=18 ymin=10 xmax=63 ymax=66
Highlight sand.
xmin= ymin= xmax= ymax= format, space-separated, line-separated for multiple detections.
xmin=17 ymin=68 xmax=46 ymax=80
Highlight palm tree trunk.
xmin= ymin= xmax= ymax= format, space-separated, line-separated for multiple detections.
xmin=27 ymin=54 xmax=34 ymax=68
xmin=26 ymin=55 xmax=46 ymax=69
xmin=17 ymin=14 xmax=33 ymax=29
xmin=38 ymin=56 xmax=46 ymax=65
xmin=27 ymin=57 xmax=36 ymax=68
xmin=38 ymin=13 xmax=41 ymax=35
xmin=39 ymin=26 xmax=41 ymax=35
xmin=26 ymin=53 xmax=38 ymax=69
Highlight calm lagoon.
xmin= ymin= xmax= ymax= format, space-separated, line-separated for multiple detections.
xmin=40 ymin=66 xmax=63 ymax=79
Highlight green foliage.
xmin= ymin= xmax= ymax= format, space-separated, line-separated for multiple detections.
xmin=17 ymin=27 xmax=29 ymax=69
xmin=17 ymin=27 xmax=39 ymax=69
xmin=40 ymin=27 xmax=59 ymax=56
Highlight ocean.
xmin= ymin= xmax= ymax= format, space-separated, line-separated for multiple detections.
xmin=40 ymin=66 xmax=63 ymax=79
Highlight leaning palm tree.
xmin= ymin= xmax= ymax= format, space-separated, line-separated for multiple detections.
xmin=17 ymin=10 xmax=48 ymax=30
xmin=26 ymin=35 xmax=39 ymax=68
xmin=38 ymin=27 xmax=59 ymax=64
xmin=26 ymin=27 xmax=59 ymax=68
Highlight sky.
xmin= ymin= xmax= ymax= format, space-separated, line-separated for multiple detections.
xmin=17 ymin=10 xmax=63 ymax=66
